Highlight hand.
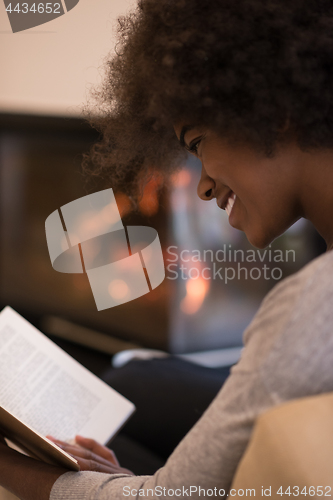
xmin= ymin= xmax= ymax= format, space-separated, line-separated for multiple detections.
xmin=0 ymin=431 xmax=67 ymax=500
xmin=47 ymin=435 xmax=134 ymax=475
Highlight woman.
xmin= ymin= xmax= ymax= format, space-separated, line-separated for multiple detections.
xmin=2 ymin=0 xmax=333 ymax=498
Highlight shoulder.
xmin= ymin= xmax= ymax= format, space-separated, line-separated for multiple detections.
xmin=253 ymin=250 xmax=333 ymax=401
xmin=262 ymin=250 xmax=333 ymax=311
xmin=237 ymin=250 xmax=333 ymax=380
xmin=243 ymin=250 xmax=333 ymax=346
xmin=265 ymin=249 xmax=333 ymax=331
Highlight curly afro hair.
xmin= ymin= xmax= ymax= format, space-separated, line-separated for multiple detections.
xmin=84 ymin=0 xmax=333 ymax=197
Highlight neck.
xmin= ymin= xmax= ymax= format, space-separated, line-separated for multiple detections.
xmin=297 ymin=148 xmax=333 ymax=251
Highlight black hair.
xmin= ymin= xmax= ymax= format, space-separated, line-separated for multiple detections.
xmin=84 ymin=0 xmax=333 ymax=197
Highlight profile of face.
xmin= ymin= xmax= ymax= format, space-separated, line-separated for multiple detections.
xmin=174 ymin=124 xmax=308 ymax=249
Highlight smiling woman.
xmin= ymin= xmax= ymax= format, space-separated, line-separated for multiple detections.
xmin=172 ymin=126 xmax=333 ymax=248
xmin=2 ymin=1 xmax=333 ymax=499
xmin=83 ymin=0 xmax=333 ymax=250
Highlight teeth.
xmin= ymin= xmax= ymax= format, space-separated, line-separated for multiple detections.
xmin=225 ymin=193 xmax=236 ymax=217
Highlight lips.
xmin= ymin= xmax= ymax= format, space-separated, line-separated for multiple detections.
xmin=217 ymin=189 xmax=236 ymax=215
xmin=225 ymin=193 xmax=236 ymax=217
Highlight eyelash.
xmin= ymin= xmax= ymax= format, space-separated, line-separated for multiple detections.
xmin=188 ymin=138 xmax=201 ymax=155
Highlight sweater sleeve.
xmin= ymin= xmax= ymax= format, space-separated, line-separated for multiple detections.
xmin=50 ymin=367 xmax=274 ymax=500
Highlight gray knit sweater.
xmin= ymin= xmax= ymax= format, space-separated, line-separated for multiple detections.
xmin=50 ymin=250 xmax=333 ymax=499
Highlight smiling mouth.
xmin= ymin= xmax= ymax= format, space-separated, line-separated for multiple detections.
xmin=225 ymin=193 xmax=236 ymax=217
xmin=218 ymin=190 xmax=236 ymax=217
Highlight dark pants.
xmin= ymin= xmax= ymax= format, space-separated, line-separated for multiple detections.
xmin=101 ymin=357 xmax=231 ymax=475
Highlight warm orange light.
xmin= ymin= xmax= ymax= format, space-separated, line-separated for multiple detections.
xmin=180 ymin=276 xmax=210 ymax=315
xmin=138 ymin=175 xmax=163 ymax=216
xmin=116 ymin=193 xmax=132 ymax=218
xmin=108 ymin=279 xmax=130 ymax=300
xmin=171 ymin=169 xmax=192 ymax=188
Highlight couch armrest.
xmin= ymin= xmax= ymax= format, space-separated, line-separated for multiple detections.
xmin=231 ymin=393 xmax=333 ymax=497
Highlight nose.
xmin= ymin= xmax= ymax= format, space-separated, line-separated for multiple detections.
xmin=197 ymin=164 xmax=215 ymax=201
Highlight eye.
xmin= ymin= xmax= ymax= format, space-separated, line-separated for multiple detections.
xmin=188 ymin=137 xmax=202 ymax=155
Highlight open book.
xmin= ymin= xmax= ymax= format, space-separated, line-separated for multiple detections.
xmin=0 ymin=306 xmax=135 ymax=470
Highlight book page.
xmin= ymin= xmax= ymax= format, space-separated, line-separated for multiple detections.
xmin=0 ymin=307 xmax=135 ymax=444
xmin=0 ymin=406 xmax=80 ymax=470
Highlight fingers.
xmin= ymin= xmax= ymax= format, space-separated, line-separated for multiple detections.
xmin=49 ymin=440 xmax=112 ymax=466
xmin=75 ymin=436 xmax=119 ymax=466
xmin=74 ymin=457 xmax=133 ymax=475
xmin=47 ymin=436 xmax=118 ymax=466
xmin=46 ymin=436 xmax=133 ymax=475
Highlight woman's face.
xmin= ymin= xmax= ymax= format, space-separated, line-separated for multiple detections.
xmin=174 ymin=124 xmax=304 ymax=249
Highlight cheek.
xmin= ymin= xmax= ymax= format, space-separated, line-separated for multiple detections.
xmin=233 ymin=185 xmax=292 ymax=247
xmin=238 ymin=173 xmax=282 ymax=214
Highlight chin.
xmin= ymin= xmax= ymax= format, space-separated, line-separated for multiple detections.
xmin=245 ymin=228 xmax=277 ymax=249
xmin=243 ymin=215 xmax=297 ymax=249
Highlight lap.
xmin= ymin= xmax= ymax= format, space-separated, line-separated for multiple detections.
xmin=102 ymin=357 xmax=231 ymax=463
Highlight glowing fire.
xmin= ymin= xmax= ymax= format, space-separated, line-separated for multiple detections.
xmin=138 ymin=174 xmax=163 ymax=216
xmin=171 ymin=169 xmax=192 ymax=188
xmin=116 ymin=193 xmax=132 ymax=218
xmin=180 ymin=276 xmax=210 ymax=315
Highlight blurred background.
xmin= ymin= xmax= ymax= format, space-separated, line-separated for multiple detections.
xmin=0 ymin=1 xmax=326 ymax=372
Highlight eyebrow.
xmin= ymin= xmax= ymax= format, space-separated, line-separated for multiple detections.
xmin=179 ymin=125 xmax=194 ymax=148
